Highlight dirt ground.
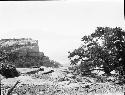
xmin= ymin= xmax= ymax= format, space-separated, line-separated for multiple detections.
xmin=1 ymin=67 xmax=125 ymax=95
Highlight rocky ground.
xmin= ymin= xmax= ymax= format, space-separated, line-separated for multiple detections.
xmin=1 ymin=67 xmax=125 ymax=95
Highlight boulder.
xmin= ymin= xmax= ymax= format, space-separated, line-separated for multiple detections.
xmin=0 ymin=63 xmax=20 ymax=78
xmin=42 ymin=70 xmax=54 ymax=74
xmin=39 ymin=68 xmax=44 ymax=71
xmin=39 ymin=66 xmax=47 ymax=71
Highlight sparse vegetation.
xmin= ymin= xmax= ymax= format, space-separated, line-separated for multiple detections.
xmin=1 ymin=28 xmax=125 ymax=95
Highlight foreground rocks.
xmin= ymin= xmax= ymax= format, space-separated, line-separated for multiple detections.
xmin=1 ymin=67 xmax=125 ymax=95
xmin=0 ymin=63 xmax=20 ymax=78
xmin=1 ymin=76 xmax=124 ymax=95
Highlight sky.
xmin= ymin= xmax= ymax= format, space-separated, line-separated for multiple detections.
xmin=0 ymin=0 xmax=124 ymax=65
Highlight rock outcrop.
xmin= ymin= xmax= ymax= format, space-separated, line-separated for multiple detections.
xmin=0 ymin=38 xmax=42 ymax=57
xmin=0 ymin=38 xmax=44 ymax=67
xmin=0 ymin=38 xmax=61 ymax=68
xmin=0 ymin=63 xmax=20 ymax=78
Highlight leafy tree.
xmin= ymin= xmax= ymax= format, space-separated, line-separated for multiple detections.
xmin=68 ymin=27 xmax=125 ymax=76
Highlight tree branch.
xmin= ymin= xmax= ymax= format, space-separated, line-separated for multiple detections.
xmin=7 ymin=81 xmax=20 ymax=95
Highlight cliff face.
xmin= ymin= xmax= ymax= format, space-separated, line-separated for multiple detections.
xmin=0 ymin=38 xmax=42 ymax=57
xmin=0 ymin=38 xmax=44 ymax=67
xmin=0 ymin=38 xmax=60 ymax=68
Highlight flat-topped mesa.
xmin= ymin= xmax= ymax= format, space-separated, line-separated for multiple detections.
xmin=0 ymin=38 xmax=43 ymax=57
xmin=0 ymin=38 xmax=61 ymax=68
xmin=0 ymin=38 xmax=38 ymax=47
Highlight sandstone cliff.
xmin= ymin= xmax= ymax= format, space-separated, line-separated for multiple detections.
xmin=0 ymin=38 xmax=60 ymax=68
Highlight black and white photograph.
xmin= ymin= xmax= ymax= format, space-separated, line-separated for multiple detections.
xmin=0 ymin=0 xmax=125 ymax=95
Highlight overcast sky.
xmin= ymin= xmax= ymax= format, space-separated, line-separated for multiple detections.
xmin=0 ymin=0 xmax=124 ymax=65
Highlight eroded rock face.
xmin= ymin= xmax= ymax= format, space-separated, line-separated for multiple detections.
xmin=0 ymin=38 xmax=40 ymax=57
xmin=0 ymin=63 xmax=20 ymax=78
xmin=0 ymin=38 xmax=61 ymax=68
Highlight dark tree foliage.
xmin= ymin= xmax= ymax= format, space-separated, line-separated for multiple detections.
xmin=68 ymin=27 xmax=125 ymax=76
